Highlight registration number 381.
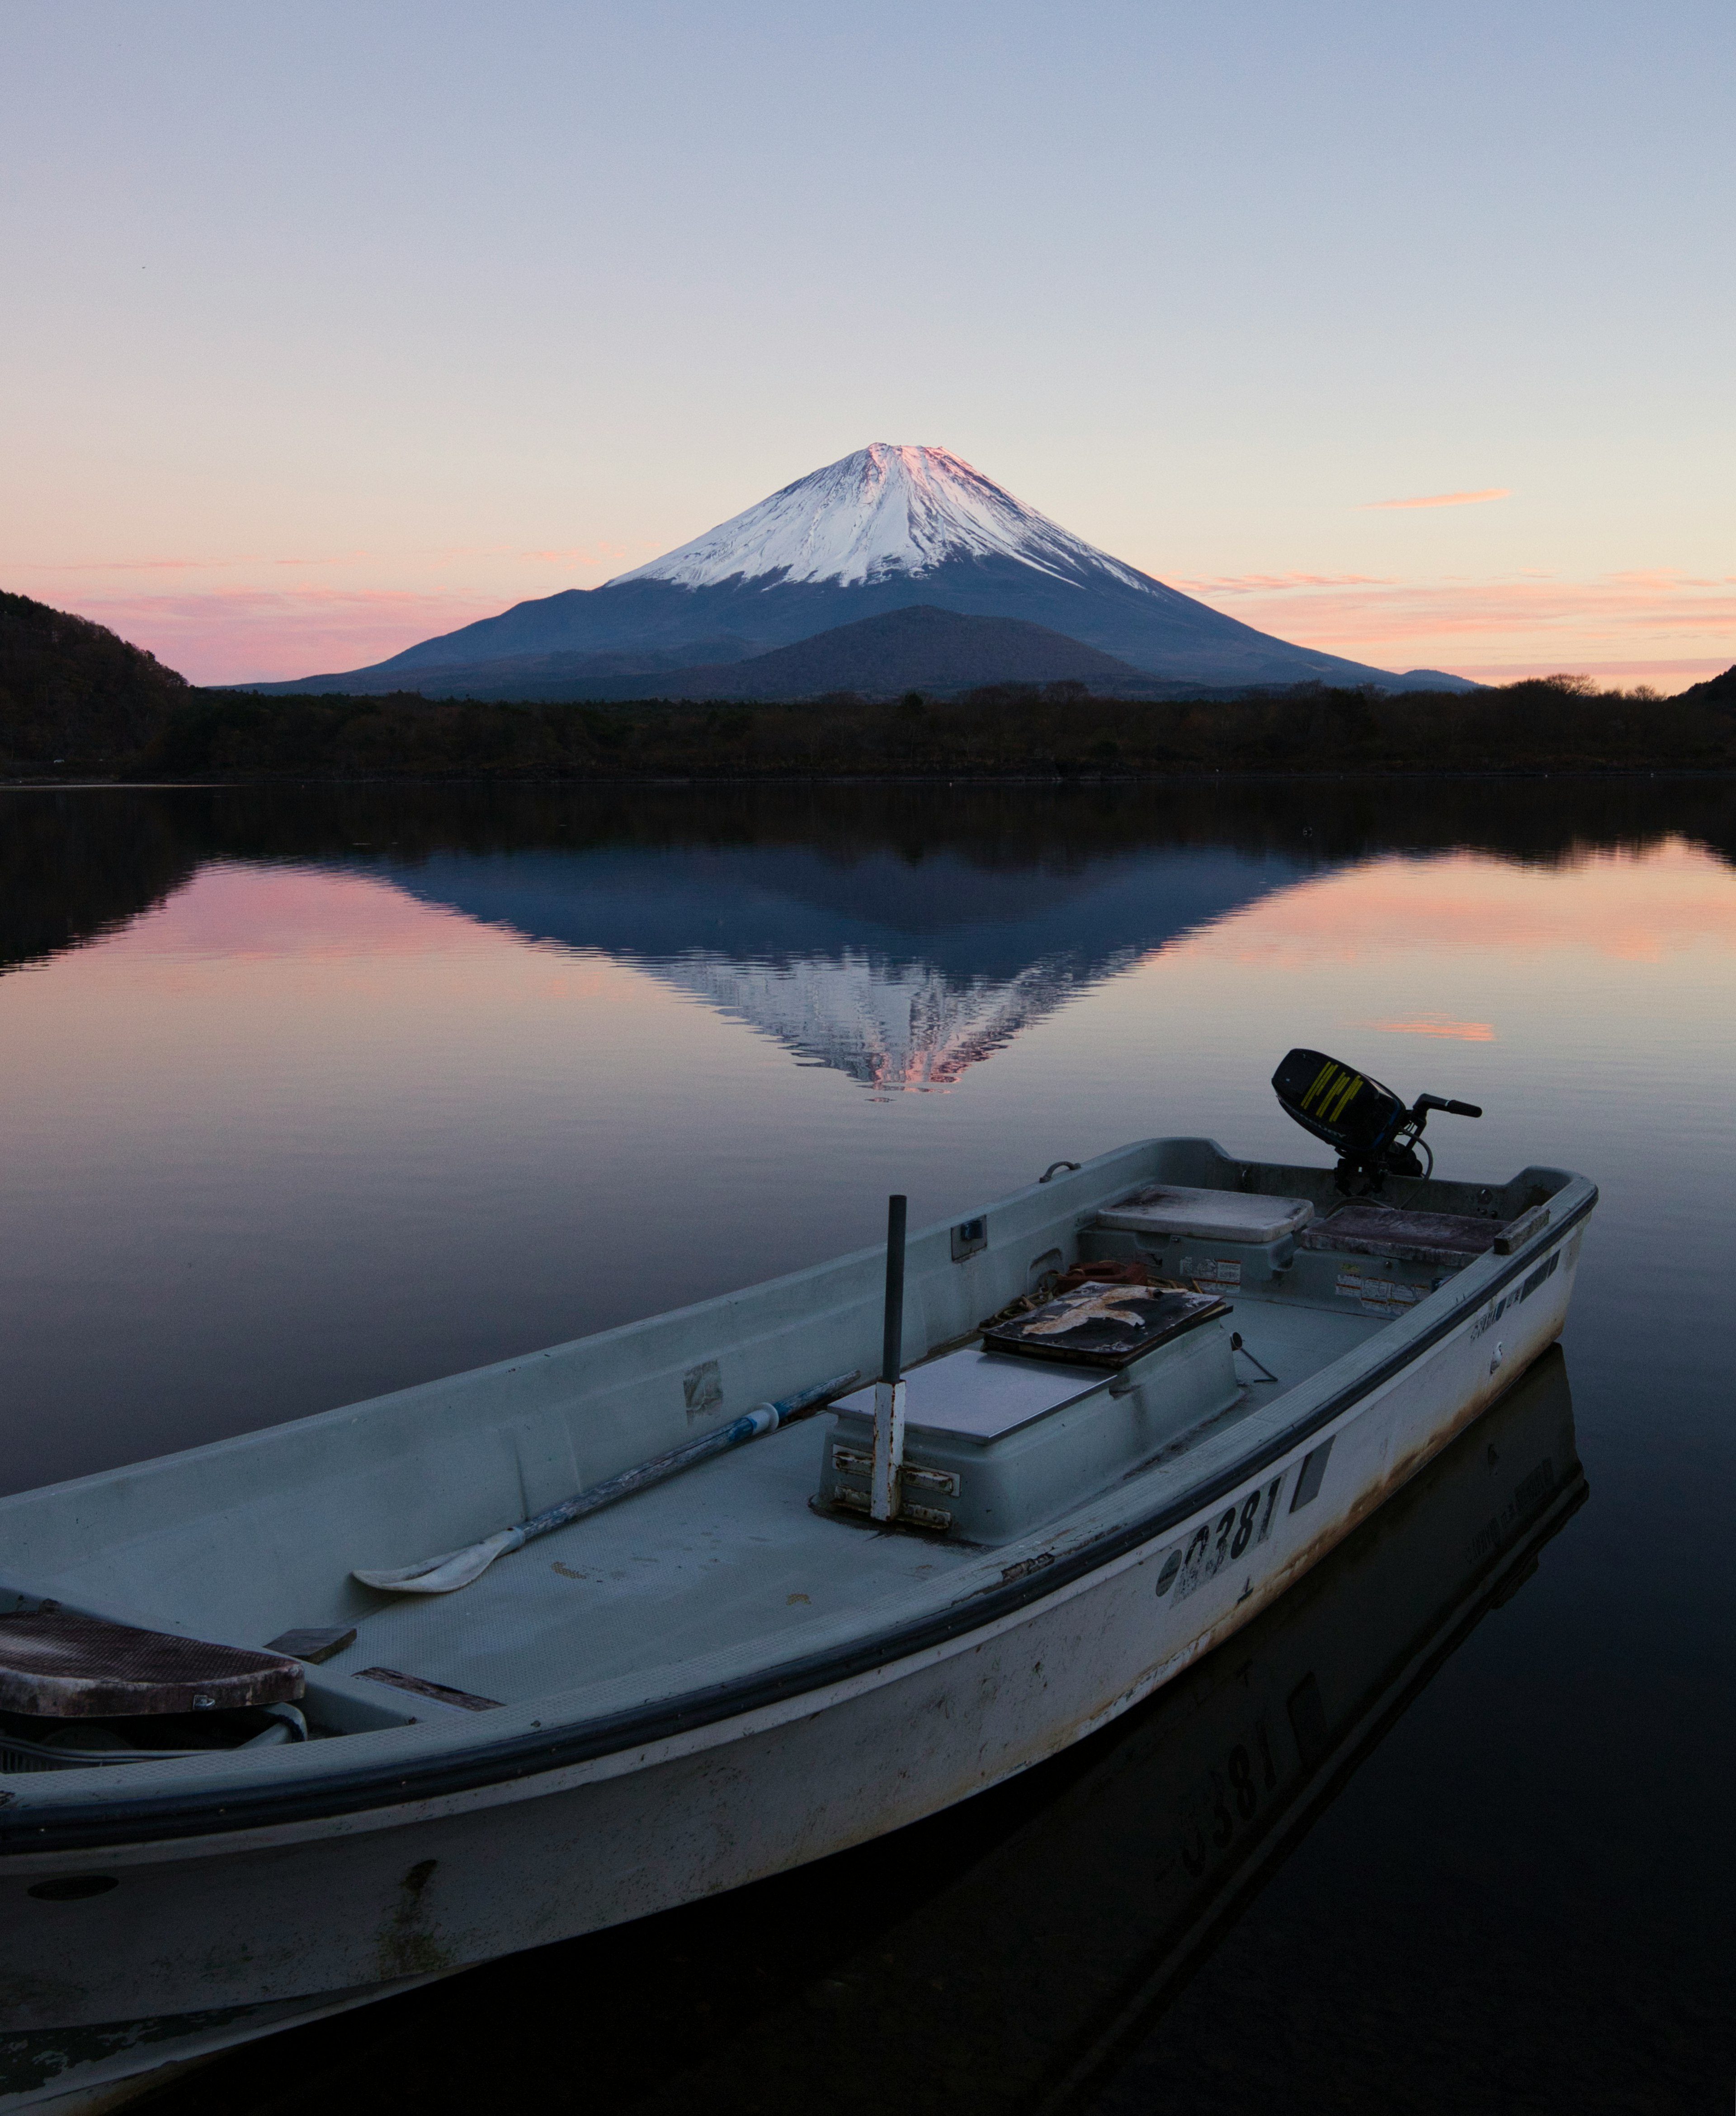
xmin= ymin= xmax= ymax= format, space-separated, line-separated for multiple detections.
xmin=1156 ymin=1471 xmax=1288 ymax=1604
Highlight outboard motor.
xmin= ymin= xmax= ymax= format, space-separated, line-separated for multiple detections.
xmin=1272 ymin=1048 xmax=1481 ymax=1193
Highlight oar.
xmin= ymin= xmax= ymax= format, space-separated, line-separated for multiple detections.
xmin=353 ymin=1370 xmax=860 ymax=1596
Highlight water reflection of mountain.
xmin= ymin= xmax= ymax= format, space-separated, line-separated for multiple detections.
xmin=5 ymin=775 xmax=1733 ymax=1007
xmin=658 ymin=952 xmax=1090 ymax=1091
xmin=173 ymin=1356 xmax=1584 ymax=2116
xmin=383 ymin=842 xmax=1304 ymax=1089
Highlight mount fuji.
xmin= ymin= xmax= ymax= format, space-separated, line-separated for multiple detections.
xmin=253 ymin=446 xmax=1468 ymax=696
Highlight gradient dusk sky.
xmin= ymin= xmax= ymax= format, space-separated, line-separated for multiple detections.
xmin=3 ymin=0 xmax=1731 ymax=689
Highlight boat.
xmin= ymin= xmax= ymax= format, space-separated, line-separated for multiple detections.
xmin=0 ymin=1050 xmax=1595 ymax=2112
xmin=161 ymin=1347 xmax=1587 ymax=2116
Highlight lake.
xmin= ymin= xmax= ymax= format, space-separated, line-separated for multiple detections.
xmin=2 ymin=779 xmax=1731 ymax=2111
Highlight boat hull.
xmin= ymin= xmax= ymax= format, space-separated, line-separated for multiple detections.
xmin=0 ymin=1214 xmax=1583 ymax=2109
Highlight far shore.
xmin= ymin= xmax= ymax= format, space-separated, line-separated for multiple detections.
xmin=10 ymin=670 xmax=1733 ymax=784
xmin=8 ymin=765 xmax=1736 ymax=792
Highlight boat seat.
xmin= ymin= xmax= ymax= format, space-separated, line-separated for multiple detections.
xmin=0 ymin=1612 xmax=304 ymax=1719
xmin=1299 ymin=1201 xmax=1505 ymax=1269
xmin=1095 ymin=1184 xmax=1314 ymax=1246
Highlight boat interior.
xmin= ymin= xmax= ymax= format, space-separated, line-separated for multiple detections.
xmin=0 ymin=1140 xmax=1572 ymax=1773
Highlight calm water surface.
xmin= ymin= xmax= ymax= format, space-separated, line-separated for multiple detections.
xmin=3 ymin=781 xmax=1731 ymax=2111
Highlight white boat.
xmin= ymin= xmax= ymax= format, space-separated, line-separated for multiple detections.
xmin=0 ymin=1051 xmax=1594 ymax=2112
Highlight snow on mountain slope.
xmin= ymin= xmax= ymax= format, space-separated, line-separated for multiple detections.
xmin=243 ymin=444 xmax=1479 ymax=695
xmin=612 ymin=444 xmax=1155 ymax=594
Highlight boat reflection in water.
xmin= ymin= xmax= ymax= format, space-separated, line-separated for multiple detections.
xmin=170 ymin=1350 xmax=1583 ymax=2116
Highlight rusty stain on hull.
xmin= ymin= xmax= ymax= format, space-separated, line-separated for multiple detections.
xmin=1170 ymin=1334 xmax=1560 ymax=1674
xmin=376 ymin=1860 xmax=452 ymax=1981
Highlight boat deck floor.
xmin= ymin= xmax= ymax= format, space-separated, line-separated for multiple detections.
xmin=1222 ymin=1294 xmax=1387 ymax=1388
xmin=313 ymin=1292 xmax=1389 ymax=1723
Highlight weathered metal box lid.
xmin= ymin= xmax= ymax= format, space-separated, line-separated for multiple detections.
xmin=1096 ymin=1185 xmax=1313 ymax=1246
xmin=1301 ymin=1201 xmax=1504 ymax=1269
xmin=981 ymin=1283 xmax=1229 ymax=1370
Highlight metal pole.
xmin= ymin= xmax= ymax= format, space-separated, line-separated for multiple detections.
xmin=881 ymin=1194 xmax=906 ymax=1385
xmin=872 ymin=1194 xmax=908 ymax=1522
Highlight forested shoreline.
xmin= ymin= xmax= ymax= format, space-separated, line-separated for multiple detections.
xmin=5 ymin=589 xmax=1733 ymax=780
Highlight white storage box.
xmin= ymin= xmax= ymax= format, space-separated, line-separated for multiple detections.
xmin=818 ymin=1326 xmax=1240 ymax=1542
xmin=1096 ymin=1184 xmax=1313 ymax=1246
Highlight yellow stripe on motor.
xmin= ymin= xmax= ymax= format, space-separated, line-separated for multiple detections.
xmin=1300 ymin=1061 xmax=1338 ymax=1112
xmin=1326 ymin=1072 xmax=1364 ymax=1122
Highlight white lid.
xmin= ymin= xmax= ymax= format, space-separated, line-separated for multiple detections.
xmin=832 ymin=1348 xmax=1100 ymax=1444
xmin=1096 ymin=1184 xmax=1314 ymax=1247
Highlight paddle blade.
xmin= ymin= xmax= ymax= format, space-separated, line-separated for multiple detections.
xmin=353 ymin=1527 xmax=522 ymax=1595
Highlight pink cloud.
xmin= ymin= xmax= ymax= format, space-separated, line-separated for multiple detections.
xmin=1179 ymin=571 xmax=1397 ymax=593
xmin=518 ymin=545 xmax=630 ymax=566
xmin=1189 ymin=574 xmax=1736 ymax=641
xmin=1170 ymin=567 xmax=1736 ymax=690
xmin=1451 ymin=656 xmax=1733 ymax=685
xmin=1361 ymin=488 xmax=1511 ymax=510
xmin=51 ymin=587 xmax=510 ymax=686
xmin=21 ymin=552 xmax=369 ymax=575
xmin=15 ymin=533 xmax=670 ymax=685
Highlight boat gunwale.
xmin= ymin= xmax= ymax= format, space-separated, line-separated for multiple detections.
xmin=0 ymin=1181 xmax=1595 ymax=1857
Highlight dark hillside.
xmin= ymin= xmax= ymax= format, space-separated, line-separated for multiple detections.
xmin=0 ymin=592 xmax=189 ymax=767
xmin=1675 ymin=664 xmax=1736 ymax=709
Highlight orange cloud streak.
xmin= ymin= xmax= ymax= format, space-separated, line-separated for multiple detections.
xmin=1365 ymin=1016 xmax=1496 ymax=1040
xmin=1169 ymin=567 xmax=1736 ymax=689
xmin=1362 ymin=488 xmax=1511 ymax=510
xmin=1181 ymin=572 xmax=1736 ymax=642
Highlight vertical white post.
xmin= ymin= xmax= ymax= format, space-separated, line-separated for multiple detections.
xmin=871 ymin=1378 xmax=906 ymax=1522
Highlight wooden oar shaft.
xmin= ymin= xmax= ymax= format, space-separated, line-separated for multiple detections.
xmin=511 ymin=1370 xmax=859 ymax=1550
xmin=354 ymin=1370 xmax=859 ymax=1592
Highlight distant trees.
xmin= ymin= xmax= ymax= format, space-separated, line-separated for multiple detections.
xmin=4 ymin=595 xmax=1732 ymax=783
xmin=106 ymin=671 xmax=1736 ymax=779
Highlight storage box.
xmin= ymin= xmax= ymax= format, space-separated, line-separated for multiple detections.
xmin=819 ymin=1323 xmax=1241 ymax=1543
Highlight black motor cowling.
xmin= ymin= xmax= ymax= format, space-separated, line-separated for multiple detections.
xmin=1272 ymin=1048 xmax=1481 ymax=1190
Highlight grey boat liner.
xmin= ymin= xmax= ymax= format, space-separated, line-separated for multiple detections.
xmin=0 ymin=1181 xmax=1594 ymax=1858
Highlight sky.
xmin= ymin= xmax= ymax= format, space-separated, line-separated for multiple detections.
xmin=3 ymin=0 xmax=1731 ymax=690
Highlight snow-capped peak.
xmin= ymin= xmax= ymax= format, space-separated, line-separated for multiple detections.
xmin=609 ymin=444 xmax=1152 ymax=593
